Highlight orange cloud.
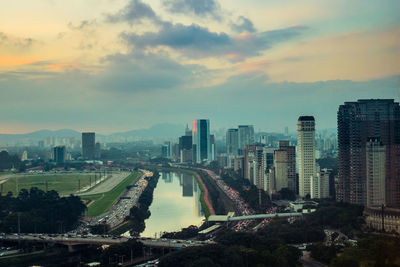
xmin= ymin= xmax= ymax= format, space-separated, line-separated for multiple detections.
xmin=0 ymin=56 xmax=40 ymax=67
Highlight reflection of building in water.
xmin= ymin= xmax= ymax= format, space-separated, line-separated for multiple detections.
xmin=162 ymin=172 xmax=172 ymax=183
xmin=182 ymin=173 xmax=194 ymax=197
xmin=193 ymin=181 xmax=203 ymax=217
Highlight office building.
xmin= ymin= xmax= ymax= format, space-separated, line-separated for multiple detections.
xmin=82 ymin=132 xmax=95 ymax=159
xmin=337 ymin=99 xmax=400 ymax=207
xmin=95 ymin=142 xmax=101 ymax=159
xmin=311 ymin=167 xmax=331 ymax=199
xmin=297 ymin=116 xmax=316 ymax=198
xmin=244 ymin=145 xmax=266 ymax=190
xmin=53 ymin=146 xmax=66 ymax=163
xmin=226 ymin=128 xmax=239 ymax=156
xmin=272 ymin=141 xmax=296 ymax=193
xmin=366 ymin=138 xmax=386 ymax=207
xmin=210 ymin=134 xmax=216 ymax=161
xmin=192 ymin=119 xmax=211 ymax=163
xmin=179 ymin=135 xmax=192 ymax=163
xmin=161 ymin=141 xmax=172 ymax=159
xmin=238 ymin=125 xmax=255 ymax=153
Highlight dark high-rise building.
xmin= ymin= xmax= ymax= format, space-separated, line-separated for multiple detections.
xmin=238 ymin=125 xmax=255 ymax=153
xmin=192 ymin=119 xmax=210 ymax=163
xmin=179 ymin=135 xmax=193 ymax=163
xmin=226 ymin=128 xmax=239 ymax=156
xmin=53 ymin=146 xmax=66 ymax=163
xmin=82 ymin=132 xmax=95 ymax=159
xmin=337 ymin=99 xmax=400 ymax=207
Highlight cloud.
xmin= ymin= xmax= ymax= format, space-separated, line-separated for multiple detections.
xmin=97 ymin=51 xmax=208 ymax=93
xmin=67 ymin=19 xmax=97 ymax=31
xmin=163 ymin=0 xmax=221 ymax=19
xmin=105 ymin=0 xmax=160 ymax=26
xmin=0 ymin=32 xmax=36 ymax=50
xmin=121 ymin=23 xmax=307 ymax=60
xmin=231 ymin=16 xmax=256 ymax=33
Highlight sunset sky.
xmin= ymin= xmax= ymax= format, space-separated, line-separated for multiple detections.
xmin=0 ymin=0 xmax=399 ymax=134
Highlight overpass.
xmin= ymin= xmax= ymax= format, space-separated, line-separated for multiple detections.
xmin=208 ymin=212 xmax=302 ymax=222
xmin=0 ymin=234 xmax=210 ymax=251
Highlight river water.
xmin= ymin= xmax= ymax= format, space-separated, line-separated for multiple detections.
xmin=141 ymin=172 xmax=205 ymax=238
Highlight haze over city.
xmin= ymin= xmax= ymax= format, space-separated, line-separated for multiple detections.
xmin=1 ymin=0 xmax=399 ymax=134
xmin=1 ymin=1 xmax=400 ymax=266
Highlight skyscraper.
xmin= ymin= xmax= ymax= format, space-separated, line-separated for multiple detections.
xmin=53 ymin=146 xmax=66 ymax=163
xmin=192 ymin=119 xmax=211 ymax=163
xmin=297 ymin=116 xmax=316 ymax=198
xmin=244 ymin=145 xmax=266 ymax=190
xmin=238 ymin=125 xmax=255 ymax=153
xmin=337 ymin=99 xmax=400 ymax=207
xmin=82 ymin=132 xmax=95 ymax=159
xmin=226 ymin=128 xmax=239 ymax=156
xmin=179 ymin=135 xmax=192 ymax=163
xmin=273 ymin=141 xmax=296 ymax=193
xmin=366 ymin=138 xmax=386 ymax=207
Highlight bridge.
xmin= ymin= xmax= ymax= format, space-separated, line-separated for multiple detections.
xmin=0 ymin=234 xmax=211 ymax=251
xmin=208 ymin=212 xmax=302 ymax=222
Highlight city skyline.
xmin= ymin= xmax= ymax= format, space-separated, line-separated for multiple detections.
xmin=0 ymin=0 xmax=399 ymax=134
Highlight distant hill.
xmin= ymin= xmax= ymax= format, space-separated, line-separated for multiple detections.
xmin=0 ymin=123 xmax=185 ymax=145
xmin=109 ymin=123 xmax=185 ymax=139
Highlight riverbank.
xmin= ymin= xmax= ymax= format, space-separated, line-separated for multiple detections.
xmin=110 ymin=172 xmax=160 ymax=236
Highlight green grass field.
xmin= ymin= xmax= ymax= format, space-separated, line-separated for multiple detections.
xmin=82 ymin=172 xmax=140 ymax=218
xmin=1 ymin=174 xmax=96 ymax=196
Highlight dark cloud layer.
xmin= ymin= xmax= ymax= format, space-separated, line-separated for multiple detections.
xmin=97 ymin=52 xmax=207 ymax=93
xmin=163 ymin=0 xmax=221 ymax=19
xmin=122 ymin=24 xmax=307 ymax=60
xmin=106 ymin=0 xmax=160 ymax=25
xmin=231 ymin=16 xmax=256 ymax=33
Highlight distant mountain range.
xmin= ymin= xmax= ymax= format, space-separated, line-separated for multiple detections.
xmin=0 ymin=123 xmax=185 ymax=145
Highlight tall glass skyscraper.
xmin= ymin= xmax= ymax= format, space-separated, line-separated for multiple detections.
xmin=192 ymin=119 xmax=210 ymax=163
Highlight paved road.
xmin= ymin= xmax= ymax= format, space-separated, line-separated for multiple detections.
xmin=0 ymin=234 xmax=213 ymax=248
xmin=78 ymin=172 xmax=131 ymax=196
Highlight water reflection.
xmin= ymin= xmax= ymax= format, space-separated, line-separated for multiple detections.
xmin=141 ymin=172 xmax=204 ymax=238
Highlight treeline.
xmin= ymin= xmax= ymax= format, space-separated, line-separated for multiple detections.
xmin=305 ymin=200 xmax=364 ymax=237
xmin=0 ymin=187 xmax=86 ymax=233
xmin=0 ymin=150 xmax=21 ymax=171
xmin=221 ymin=171 xmax=271 ymax=212
xmin=126 ymin=172 xmax=160 ymax=235
xmin=159 ymin=231 xmax=302 ymax=267
xmin=309 ymin=236 xmax=400 ymax=266
xmin=161 ymin=225 xmax=199 ymax=240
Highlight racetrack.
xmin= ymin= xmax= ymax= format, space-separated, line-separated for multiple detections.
xmin=77 ymin=171 xmax=131 ymax=196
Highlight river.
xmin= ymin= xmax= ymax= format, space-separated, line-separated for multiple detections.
xmin=141 ymin=171 xmax=205 ymax=238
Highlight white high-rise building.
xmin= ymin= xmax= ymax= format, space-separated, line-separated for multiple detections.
xmin=297 ymin=116 xmax=316 ymax=197
xmin=366 ymin=138 xmax=386 ymax=207
xmin=310 ymin=167 xmax=331 ymax=199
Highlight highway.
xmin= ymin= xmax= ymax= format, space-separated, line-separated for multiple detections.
xmin=0 ymin=233 xmax=213 ymax=248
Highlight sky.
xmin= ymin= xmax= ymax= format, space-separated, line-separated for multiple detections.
xmin=0 ymin=0 xmax=399 ymax=134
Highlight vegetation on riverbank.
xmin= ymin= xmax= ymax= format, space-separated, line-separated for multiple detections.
xmin=81 ymin=171 xmax=140 ymax=217
xmin=159 ymin=231 xmax=302 ymax=267
xmin=111 ymin=172 xmax=160 ymax=236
